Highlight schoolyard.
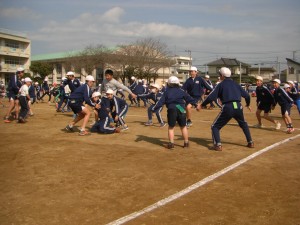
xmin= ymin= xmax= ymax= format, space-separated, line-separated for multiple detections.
xmin=0 ymin=97 xmax=300 ymax=225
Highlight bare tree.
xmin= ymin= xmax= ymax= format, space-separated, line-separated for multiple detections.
xmin=65 ymin=44 xmax=111 ymax=76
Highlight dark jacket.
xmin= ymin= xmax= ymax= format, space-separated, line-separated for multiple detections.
xmin=153 ymin=86 xmax=197 ymax=110
xmin=183 ymin=76 xmax=213 ymax=97
xmin=202 ymin=78 xmax=250 ymax=107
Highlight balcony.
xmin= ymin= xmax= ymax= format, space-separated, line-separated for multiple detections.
xmin=0 ymin=46 xmax=30 ymax=58
xmin=0 ymin=64 xmax=27 ymax=73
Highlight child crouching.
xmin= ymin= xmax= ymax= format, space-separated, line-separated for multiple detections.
xmin=90 ymin=92 xmax=121 ymax=134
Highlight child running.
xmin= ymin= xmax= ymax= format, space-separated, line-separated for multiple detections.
xmin=65 ymin=75 xmax=97 ymax=136
xmin=152 ymin=76 xmax=200 ymax=149
xmin=254 ymin=76 xmax=281 ymax=130
xmin=272 ymin=79 xmax=294 ymax=134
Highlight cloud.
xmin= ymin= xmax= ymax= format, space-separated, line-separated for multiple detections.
xmin=0 ymin=7 xmax=41 ymax=20
xmin=27 ymin=5 xmax=299 ymax=65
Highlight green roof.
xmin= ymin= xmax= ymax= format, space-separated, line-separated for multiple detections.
xmin=31 ymin=50 xmax=80 ymax=61
xmin=32 ymin=46 xmax=118 ymax=62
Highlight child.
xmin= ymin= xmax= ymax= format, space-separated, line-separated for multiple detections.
xmin=90 ymin=91 xmax=120 ymax=134
xmin=105 ymin=89 xmax=129 ymax=131
xmin=254 ymin=76 xmax=281 ymax=129
xmin=286 ymin=80 xmax=300 ymax=115
xmin=27 ymin=79 xmax=36 ymax=116
xmin=138 ymin=83 xmax=166 ymax=127
xmin=152 ymin=76 xmax=200 ymax=149
xmin=272 ymin=79 xmax=294 ymax=134
xmin=18 ymin=77 xmax=32 ymax=123
xmin=65 ymin=75 xmax=97 ymax=136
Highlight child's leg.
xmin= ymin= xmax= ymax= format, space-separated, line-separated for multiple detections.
xmin=263 ymin=113 xmax=277 ymax=124
xmin=15 ymin=99 xmax=20 ymax=119
xmin=168 ymin=126 xmax=175 ymax=143
xmin=255 ymin=109 xmax=262 ymax=124
xmin=80 ymin=107 xmax=91 ymax=131
xmin=180 ymin=126 xmax=189 ymax=143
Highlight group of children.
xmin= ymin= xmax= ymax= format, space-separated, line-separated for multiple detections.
xmin=254 ymin=76 xmax=299 ymax=134
xmin=3 ymin=67 xmax=299 ymax=151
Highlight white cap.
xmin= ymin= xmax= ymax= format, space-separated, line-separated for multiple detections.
xmin=92 ymin=91 xmax=101 ymax=98
xmin=256 ymin=76 xmax=263 ymax=81
xmin=17 ymin=67 xmax=25 ymax=72
xmin=138 ymin=79 xmax=142 ymax=83
xmin=272 ymin=79 xmax=281 ymax=84
xmin=98 ymin=84 xmax=101 ymax=86
xmin=189 ymin=66 xmax=198 ymax=71
xmin=35 ymin=82 xmax=38 ymax=85
xmin=61 ymin=77 xmax=66 ymax=80
xmin=287 ymin=80 xmax=294 ymax=85
xmin=85 ymin=75 xmax=95 ymax=81
xmin=168 ymin=76 xmax=180 ymax=84
xmin=24 ymin=77 xmax=32 ymax=82
xmin=44 ymin=77 xmax=48 ymax=81
xmin=205 ymin=75 xmax=210 ymax=79
xmin=150 ymin=83 xmax=160 ymax=89
xmin=283 ymin=84 xmax=290 ymax=89
xmin=131 ymin=76 xmax=136 ymax=80
xmin=106 ymin=89 xmax=114 ymax=94
xmin=21 ymin=78 xmax=25 ymax=82
xmin=219 ymin=67 xmax=231 ymax=77
xmin=66 ymin=71 xmax=75 ymax=76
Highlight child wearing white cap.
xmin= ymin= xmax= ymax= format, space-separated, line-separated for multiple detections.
xmin=272 ymin=79 xmax=294 ymax=133
xmin=254 ymin=76 xmax=281 ymax=130
xmin=18 ymin=77 xmax=32 ymax=123
xmin=286 ymin=81 xmax=300 ymax=115
xmin=152 ymin=76 xmax=200 ymax=149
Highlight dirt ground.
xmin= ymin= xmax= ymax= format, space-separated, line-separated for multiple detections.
xmin=0 ymin=96 xmax=300 ymax=225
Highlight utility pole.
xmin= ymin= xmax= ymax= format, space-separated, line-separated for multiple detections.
xmin=185 ymin=49 xmax=192 ymax=67
xmin=185 ymin=50 xmax=192 ymax=81
xmin=239 ymin=62 xmax=242 ymax=84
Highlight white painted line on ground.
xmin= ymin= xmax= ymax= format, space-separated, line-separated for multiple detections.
xmin=106 ymin=134 xmax=300 ymax=225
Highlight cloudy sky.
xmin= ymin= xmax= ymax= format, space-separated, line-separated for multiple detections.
xmin=1 ymin=0 xmax=300 ymax=69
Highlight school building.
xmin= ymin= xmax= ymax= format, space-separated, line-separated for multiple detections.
xmin=0 ymin=29 xmax=31 ymax=85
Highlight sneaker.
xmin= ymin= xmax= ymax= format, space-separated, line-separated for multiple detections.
xmin=167 ymin=142 xmax=175 ymax=149
xmin=247 ymin=142 xmax=254 ymax=148
xmin=122 ymin=126 xmax=129 ymax=131
xmin=4 ymin=117 xmax=11 ymax=123
xmin=275 ymin=122 xmax=281 ymax=130
xmin=144 ymin=122 xmax=153 ymax=126
xmin=214 ymin=145 xmax=222 ymax=151
xmin=160 ymin=122 xmax=166 ymax=127
xmin=253 ymin=124 xmax=264 ymax=128
xmin=183 ymin=142 xmax=189 ymax=148
xmin=186 ymin=121 xmax=193 ymax=128
xmin=287 ymin=128 xmax=295 ymax=134
xmin=79 ymin=130 xmax=91 ymax=136
xmin=65 ymin=125 xmax=74 ymax=132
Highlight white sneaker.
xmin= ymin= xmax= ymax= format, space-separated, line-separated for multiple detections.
xmin=275 ymin=122 xmax=281 ymax=130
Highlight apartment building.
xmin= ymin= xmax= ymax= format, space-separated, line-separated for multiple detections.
xmin=0 ymin=29 xmax=31 ymax=85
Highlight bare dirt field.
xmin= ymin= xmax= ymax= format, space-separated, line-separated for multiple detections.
xmin=0 ymin=97 xmax=300 ymax=225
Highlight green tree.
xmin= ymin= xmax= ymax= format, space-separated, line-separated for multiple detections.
xmin=30 ymin=62 xmax=53 ymax=81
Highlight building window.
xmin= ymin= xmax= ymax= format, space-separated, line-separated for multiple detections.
xmin=56 ymin=63 xmax=62 ymax=74
xmin=5 ymin=58 xmax=21 ymax=67
xmin=5 ymin=40 xmax=19 ymax=49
